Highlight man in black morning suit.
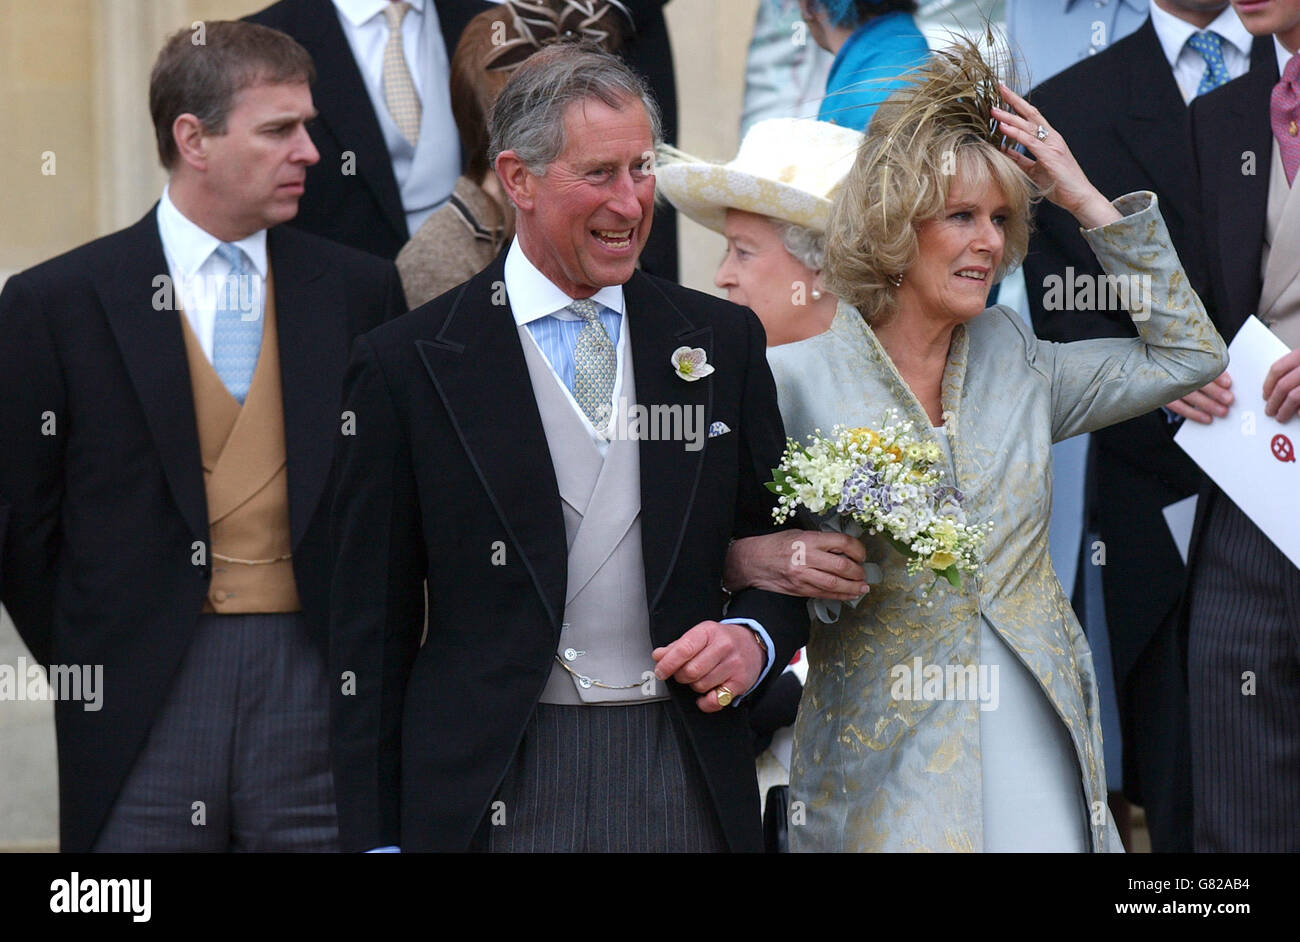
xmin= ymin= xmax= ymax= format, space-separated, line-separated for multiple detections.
xmin=1185 ymin=0 xmax=1300 ymax=852
xmin=246 ymin=0 xmax=491 ymax=260
xmin=1025 ymin=3 xmax=1270 ymax=852
xmin=247 ymin=0 xmax=680 ymax=280
xmin=329 ymin=46 xmax=806 ymax=852
xmin=0 ymin=23 xmax=405 ymax=852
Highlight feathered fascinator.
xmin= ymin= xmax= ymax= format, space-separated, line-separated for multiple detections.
xmin=866 ymin=28 xmax=1024 ymax=224
xmin=822 ymin=27 xmax=1036 ymax=325
xmin=483 ymin=0 xmax=634 ymax=71
xmin=873 ymin=27 xmax=1019 ymax=158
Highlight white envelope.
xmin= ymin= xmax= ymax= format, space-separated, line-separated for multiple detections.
xmin=1174 ymin=316 xmax=1300 ymax=568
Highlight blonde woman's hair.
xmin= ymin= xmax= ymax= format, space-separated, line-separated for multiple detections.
xmin=824 ymin=37 xmax=1038 ymax=326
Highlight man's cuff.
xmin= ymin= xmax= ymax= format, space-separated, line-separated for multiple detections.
xmin=366 ymin=846 xmax=400 ymax=853
xmin=1160 ymin=405 xmax=1183 ymax=425
xmin=720 ymin=617 xmax=775 ymax=704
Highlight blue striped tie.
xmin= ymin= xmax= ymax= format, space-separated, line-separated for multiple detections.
xmin=210 ymin=243 xmax=263 ymax=405
xmin=1188 ymin=31 xmax=1230 ymax=97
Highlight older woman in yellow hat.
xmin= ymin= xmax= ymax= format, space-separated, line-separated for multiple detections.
xmin=658 ymin=118 xmax=862 ymax=347
xmin=658 ymin=119 xmax=877 ymax=607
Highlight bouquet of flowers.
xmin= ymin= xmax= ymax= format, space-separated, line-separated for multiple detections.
xmin=766 ymin=411 xmax=991 ymax=589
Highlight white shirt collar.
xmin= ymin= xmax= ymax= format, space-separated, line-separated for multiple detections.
xmin=1149 ymin=3 xmax=1254 ymax=67
xmin=1059 ymin=0 xmax=1146 ymax=12
xmin=157 ymin=185 xmax=267 ymax=277
xmin=504 ymin=237 xmax=626 ymax=326
xmin=332 ymin=0 xmax=425 ymax=28
xmin=1277 ymin=36 xmax=1296 ymax=78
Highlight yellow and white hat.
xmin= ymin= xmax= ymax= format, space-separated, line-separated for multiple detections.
xmin=655 ymin=118 xmax=864 ymax=235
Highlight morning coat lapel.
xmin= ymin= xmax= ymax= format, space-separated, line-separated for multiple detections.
xmin=267 ymin=227 xmax=348 ymax=548
xmin=295 ymin=6 xmax=408 ymax=242
xmin=415 ymin=252 xmax=568 ymax=633
xmin=95 ymin=209 xmax=207 ymax=544
xmin=1115 ymin=21 xmax=1197 ymax=225
xmin=625 ymin=272 xmax=712 ymax=613
xmin=1217 ymin=59 xmax=1278 ymax=338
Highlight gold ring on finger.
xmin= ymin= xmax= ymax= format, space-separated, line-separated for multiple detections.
xmin=715 ymin=684 xmax=734 ymax=707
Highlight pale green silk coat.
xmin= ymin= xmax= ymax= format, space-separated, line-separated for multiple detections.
xmin=768 ymin=193 xmax=1228 ymax=852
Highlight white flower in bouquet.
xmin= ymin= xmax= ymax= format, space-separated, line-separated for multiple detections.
xmin=766 ymin=411 xmax=992 ymax=591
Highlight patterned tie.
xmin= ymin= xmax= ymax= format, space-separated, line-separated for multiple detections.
xmin=569 ymin=299 xmax=616 ymax=429
xmin=1271 ymin=53 xmax=1300 ymax=186
xmin=211 ymin=243 xmax=263 ymax=405
xmin=382 ymin=1 xmax=422 ymax=145
xmin=1187 ymin=31 xmax=1231 ymax=97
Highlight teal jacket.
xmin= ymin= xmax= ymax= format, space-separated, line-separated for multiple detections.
xmin=818 ymin=11 xmax=930 ymax=132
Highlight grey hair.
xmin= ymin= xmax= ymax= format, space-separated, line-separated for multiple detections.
xmin=487 ymin=43 xmax=662 ymax=173
xmin=771 ymin=219 xmax=827 ymax=272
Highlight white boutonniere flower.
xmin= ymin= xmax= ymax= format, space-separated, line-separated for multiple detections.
xmin=671 ymin=346 xmax=714 ymax=382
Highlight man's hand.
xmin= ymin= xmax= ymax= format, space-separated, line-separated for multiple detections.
xmin=723 ymin=529 xmax=869 ymax=600
xmin=1166 ymin=371 xmax=1233 ymax=423
xmin=1264 ymin=349 xmax=1300 ymax=423
xmin=652 ymin=621 xmax=765 ymax=713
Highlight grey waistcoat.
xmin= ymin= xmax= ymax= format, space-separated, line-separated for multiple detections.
xmin=519 ymin=327 xmax=667 ymax=705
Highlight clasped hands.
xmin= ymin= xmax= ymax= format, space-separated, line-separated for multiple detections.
xmin=1168 ymin=347 xmax=1300 ymax=425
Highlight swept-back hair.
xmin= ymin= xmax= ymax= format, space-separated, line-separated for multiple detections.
xmin=487 ymin=43 xmax=661 ymax=173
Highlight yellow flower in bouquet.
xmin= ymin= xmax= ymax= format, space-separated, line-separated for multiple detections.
xmin=766 ymin=411 xmax=992 ymax=591
xmin=927 ymin=551 xmax=957 ymax=571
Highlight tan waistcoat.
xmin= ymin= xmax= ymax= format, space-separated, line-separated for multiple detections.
xmin=180 ymin=270 xmax=301 ymax=614
xmin=519 ymin=327 xmax=666 ymax=705
xmin=1259 ymin=142 xmax=1300 ymax=349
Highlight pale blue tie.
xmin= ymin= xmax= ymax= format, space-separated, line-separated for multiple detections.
xmin=210 ymin=242 xmax=262 ymax=405
xmin=1187 ymin=31 xmax=1230 ymax=97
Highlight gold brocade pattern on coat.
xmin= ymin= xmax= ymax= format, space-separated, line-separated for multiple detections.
xmin=769 ymin=193 xmax=1227 ymax=852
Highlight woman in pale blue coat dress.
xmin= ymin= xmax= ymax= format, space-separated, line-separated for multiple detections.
xmin=725 ymin=43 xmax=1228 ymax=851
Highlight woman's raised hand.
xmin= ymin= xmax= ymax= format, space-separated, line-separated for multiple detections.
xmin=992 ymin=83 xmax=1121 ymax=230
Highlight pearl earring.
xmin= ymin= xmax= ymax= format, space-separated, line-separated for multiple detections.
xmin=889 ymin=273 xmax=903 ymax=288
xmin=811 ymin=288 xmax=822 ymax=300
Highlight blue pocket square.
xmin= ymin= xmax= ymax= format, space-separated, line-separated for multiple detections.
xmin=708 ymin=421 xmax=731 ymax=438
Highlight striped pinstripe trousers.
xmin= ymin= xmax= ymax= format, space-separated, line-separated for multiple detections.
xmin=1188 ymin=496 xmax=1300 ymax=852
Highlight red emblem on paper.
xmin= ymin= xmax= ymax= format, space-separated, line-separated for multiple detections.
xmin=1272 ymin=434 xmax=1295 ymax=463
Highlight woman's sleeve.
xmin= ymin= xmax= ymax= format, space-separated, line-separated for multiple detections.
xmin=1027 ymin=191 xmax=1229 ymax=443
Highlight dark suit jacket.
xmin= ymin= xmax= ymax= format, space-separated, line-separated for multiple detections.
xmin=329 ymin=249 xmax=807 ymax=852
xmin=1185 ymin=53 xmax=1281 ymax=589
xmin=246 ymin=0 xmax=489 ymax=260
xmin=0 ymin=210 xmax=405 ymax=852
xmin=1026 ymin=21 xmax=1271 ymax=687
xmin=247 ymin=0 xmax=679 ymax=278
